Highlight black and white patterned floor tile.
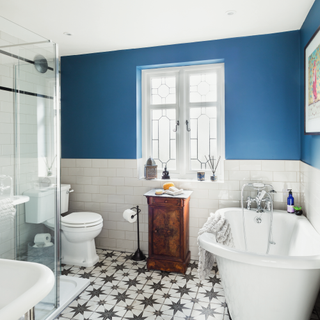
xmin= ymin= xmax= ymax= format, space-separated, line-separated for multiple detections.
xmin=56 ymin=248 xmax=319 ymax=320
xmin=56 ymin=249 xmax=230 ymax=320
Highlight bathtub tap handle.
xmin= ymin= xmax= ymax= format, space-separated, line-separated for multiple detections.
xmin=246 ymin=196 xmax=255 ymax=210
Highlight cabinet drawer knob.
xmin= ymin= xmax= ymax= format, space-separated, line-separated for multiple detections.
xmin=164 ymin=200 xmax=168 ymax=203
xmin=154 ymin=229 xmax=158 ymax=233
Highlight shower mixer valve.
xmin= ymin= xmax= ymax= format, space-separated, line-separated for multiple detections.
xmin=246 ymin=186 xmax=276 ymax=213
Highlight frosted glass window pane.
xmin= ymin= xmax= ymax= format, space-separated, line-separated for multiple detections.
xmin=158 ymin=85 xmax=169 ymax=98
xmin=191 ymin=160 xmax=201 ymax=170
xmin=170 ymin=140 xmax=176 ymax=159
xmin=210 ymin=119 xmax=217 ymax=139
xmin=158 ymin=116 xmax=170 ymax=163
xmin=210 ymin=140 xmax=217 ymax=158
xmin=190 ymin=74 xmax=201 ymax=86
xmin=166 ymin=109 xmax=176 ymax=119
xmin=151 ymin=108 xmax=176 ymax=167
xmin=167 ymin=159 xmax=176 ymax=170
xmin=206 ymin=107 xmax=216 ymax=118
xmin=151 ymin=78 xmax=161 ymax=88
xmin=191 ymin=140 xmax=197 ymax=158
xmin=153 ymin=140 xmax=158 ymax=158
xmin=190 ymin=119 xmax=197 ymax=139
xmin=198 ymin=115 xmax=210 ymax=163
xmin=152 ymin=94 xmax=161 ymax=105
xmin=155 ymin=159 xmax=161 ymax=167
xmin=153 ymin=120 xmax=158 ymax=139
xmin=189 ymin=73 xmax=217 ymax=103
xmin=190 ymin=107 xmax=201 ymax=118
xmin=151 ymin=76 xmax=176 ymax=105
xmin=152 ymin=109 xmax=162 ymax=119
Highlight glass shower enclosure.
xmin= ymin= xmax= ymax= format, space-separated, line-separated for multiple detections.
xmin=0 ymin=17 xmax=60 ymax=319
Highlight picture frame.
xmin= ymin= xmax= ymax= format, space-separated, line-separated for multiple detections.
xmin=305 ymin=25 xmax=320 ymax=135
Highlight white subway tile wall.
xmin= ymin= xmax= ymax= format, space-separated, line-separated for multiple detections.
xmin=301 ymin=162 xmax=320 ymax=234
xmin=61 ymin=159 xmax=302 ymax=259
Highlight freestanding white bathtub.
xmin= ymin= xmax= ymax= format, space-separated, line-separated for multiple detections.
xmin=198 ymin=208 xmax=320 ymax=320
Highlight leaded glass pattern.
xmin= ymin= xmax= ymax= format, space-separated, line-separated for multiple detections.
xmin=142 ymin=63 xmax=224 ymax=179
xmin=190 ymin=107 xmax=217 ymax=170
xmin=151 ymin=109 xmax=176 ymax=170
xmin=151 ymin=76 xmax=176 ymax=105
xmin=189 ymin=73 xmax=217 ymax=103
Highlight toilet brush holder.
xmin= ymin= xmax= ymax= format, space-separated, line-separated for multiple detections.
xmin=130 ymin=205 xmax=146 ymax=261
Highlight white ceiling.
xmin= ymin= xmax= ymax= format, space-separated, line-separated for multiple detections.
xmin=0 ymin=0 xmax=315 ymax=57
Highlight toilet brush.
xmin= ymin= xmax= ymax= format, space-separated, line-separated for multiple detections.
xmin=130 ymin=205 xmax=146 ymax=261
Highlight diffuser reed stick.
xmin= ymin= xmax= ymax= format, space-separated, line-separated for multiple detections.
xmin=206 ymin=155 xmax=221 ymax=175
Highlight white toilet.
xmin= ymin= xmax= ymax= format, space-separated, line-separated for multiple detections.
xmin=24 ymin=184 xmax=103 ymax=267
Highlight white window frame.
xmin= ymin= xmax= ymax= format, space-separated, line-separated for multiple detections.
xmin=141 ymin=63 xmax=225 ymax=181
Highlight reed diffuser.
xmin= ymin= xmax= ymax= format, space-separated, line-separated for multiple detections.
xmin=205 ymin=155 xmax=221 ymax=181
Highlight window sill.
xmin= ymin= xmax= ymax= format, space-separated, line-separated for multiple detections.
xmin=139 ymin=177 xmax=225 ymax=183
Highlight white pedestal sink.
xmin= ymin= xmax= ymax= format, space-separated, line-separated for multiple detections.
xmin=0 ymin=259 xmax=55 ymax=320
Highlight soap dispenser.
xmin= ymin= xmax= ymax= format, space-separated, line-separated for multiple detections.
xmin=287 ymin=188 xmax=294 ymax=213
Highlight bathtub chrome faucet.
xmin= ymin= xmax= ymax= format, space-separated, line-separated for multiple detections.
xmin=245 ymin=184 xmax=276 ymax=213
xmin=241 ymin=183 xmax=277 ymax=253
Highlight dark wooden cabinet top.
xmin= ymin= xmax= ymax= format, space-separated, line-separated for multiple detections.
xmin=144 ymin=188 xmax=193 ymax=199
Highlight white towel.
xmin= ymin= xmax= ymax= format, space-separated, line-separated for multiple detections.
xmin=197 ymin=211 xmax=234 ymax=280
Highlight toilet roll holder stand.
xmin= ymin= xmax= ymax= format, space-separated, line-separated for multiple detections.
xmin=130 ymin=205 xmax=146 ymax=261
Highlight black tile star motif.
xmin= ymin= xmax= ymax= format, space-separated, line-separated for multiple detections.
xmin=166 ymin=298 xmax=188 ymax=315
xmin=123 ymin=277 xmax=142 ymax=290
xmin=100 ymin=274 xmax=118 ymax=285
xmin=203 ymin=287 xmax=223 ymax=301
xmin=61 ymin=267 xmax=74 ymax=276
xmin=112 ymin=263 xmax=128 ymax=272
xmin=97 ymin=306 xmax=121 ymax=319
xmin=173 ymin=284 xmax=194 ymax=298
xmin=207 ymin=275 xmax=222 ymax=287
xmin=137 ymin=295 xmax=158 ymax=308
xmin=111 ymin=291 xmax=131 ymax=304
xmin=57 ymin=250 xmax=320 ymax=320
xmin=103 ymin=251 xmax=117 ymax=259
xmin=195 ymin=303 xmax=223 ymax=319
xmin=124 ymin=311 xmax=148 ymax=320
xmin=135 ymin=266 xmax=148 ymax=275
xmin=183 ymin=272 xmax=197 ymax=283
xmin=153 ymin=310 xmax=163 ymax=317
xmin=95 ymin=261 xmax=106 ymax=268
xmin=69 ymin=301 xmax=92 ymax=316
xmin=188 ymin=261 xmax=198 ymax=270
xmin=87 ymin=286 xmax=106 ymax=299
xmin=211 ymin=264 xmax=219 ymax=273
xmin=79 ymin=271 xmax=94 ymax=279
xmin=147 ymin=280 xmax=166 ymax=294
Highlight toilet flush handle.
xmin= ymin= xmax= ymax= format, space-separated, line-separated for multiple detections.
xmin=67 ymin=189 xmax=74 ymax=194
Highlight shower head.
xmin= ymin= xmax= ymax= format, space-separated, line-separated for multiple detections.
xmin=34 ymin=54 xmax=48 ymax=74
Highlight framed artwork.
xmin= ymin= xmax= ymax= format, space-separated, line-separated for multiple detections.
xmin=305 ymin=26 xmax=320 ymax=135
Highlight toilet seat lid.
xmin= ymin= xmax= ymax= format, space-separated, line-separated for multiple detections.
xmin=61 ymin=212 xmax=103 ymax=228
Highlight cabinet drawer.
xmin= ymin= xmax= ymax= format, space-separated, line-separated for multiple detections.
xmin=148 ymin=197 xmax=182 ymax=207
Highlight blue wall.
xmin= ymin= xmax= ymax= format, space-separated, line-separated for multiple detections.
xmin=61 ymin=31 xmax=300 ymax=160
xmin=301 ymin=0 xmax=320 ymax=169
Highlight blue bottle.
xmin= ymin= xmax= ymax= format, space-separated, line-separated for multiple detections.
xmin=287 ymin=189 xmax=294 ymax=213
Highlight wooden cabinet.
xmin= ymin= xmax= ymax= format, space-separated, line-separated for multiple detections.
xmin=145 ymin=190 xmax=192 ymax=274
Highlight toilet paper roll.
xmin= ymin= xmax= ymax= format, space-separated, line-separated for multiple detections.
xmin=123 ymin=209 xmax=137 ymax=223
xmin=34 ymin=233 xmax=51 ymax=245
